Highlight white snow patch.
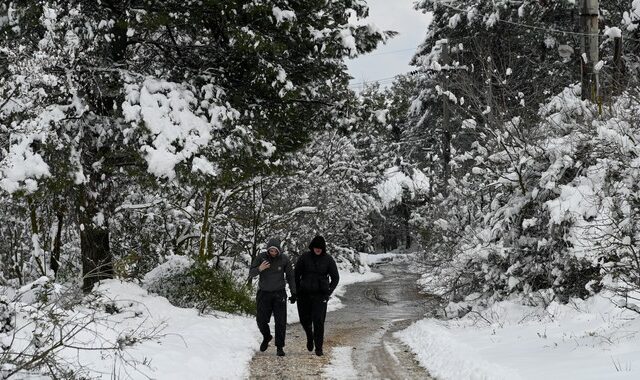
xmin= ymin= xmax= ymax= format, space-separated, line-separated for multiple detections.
xmin=339 ymin=28 xmax=358 ymax=57
xmin=604 ymin=26 xmax=622 ymax=38
xmin=376 ymin=166 xmax=430 ymax=208
xmin=191 ymin=156 xmax=219 ymax=176
xmin=398 ymin=293 xmax=640 ymax=379
xmin=396 ymin=320 xmax=522 ymax=380
xmin=323 ymin=346 xmax=358 ymax=379
xmin=272 ymin=6 xmax=296 ymax=24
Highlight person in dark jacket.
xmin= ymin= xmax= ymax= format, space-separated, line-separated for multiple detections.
xmin=249 ymin=238 xmax=296 ymax=356
xmin=294 ymin=235 xmax=339 ymax=356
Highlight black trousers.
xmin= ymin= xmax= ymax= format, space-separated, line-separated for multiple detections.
xmin=256 ymin=289 xmax=287 ymax=347
xmin=297 ymin=294 xmax=328 ymax=351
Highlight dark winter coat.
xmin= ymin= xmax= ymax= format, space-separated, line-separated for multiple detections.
xmin=295 ymin=236 xmax=339 ymax=297
xmin=249 ymin=238 xmax=296 ymax=294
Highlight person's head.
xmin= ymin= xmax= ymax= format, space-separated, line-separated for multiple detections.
xmin=308 ymin=235 xmax=326 ymax=256
xmin=266 ymin=238 xmax=282 ymax=257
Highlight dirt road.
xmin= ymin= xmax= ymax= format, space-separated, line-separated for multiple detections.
xmin=249 ymin=258 xmax=435 ymax=379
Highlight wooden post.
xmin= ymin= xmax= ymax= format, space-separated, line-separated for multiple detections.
xmin=580 ymin=0 xmax=599 ymax=101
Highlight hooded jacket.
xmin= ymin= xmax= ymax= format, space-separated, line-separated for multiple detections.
xmin=249 ymin=238 xmax=296 ymax=294
xmin=294 ymin=236 xmax=339 ymax=296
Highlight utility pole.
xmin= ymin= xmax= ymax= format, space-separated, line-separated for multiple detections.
xmin=580 ymin=0 xmax=599 ymax=101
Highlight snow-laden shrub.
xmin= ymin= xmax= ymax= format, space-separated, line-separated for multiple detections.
xmin=415 ymin=85 xmax=640 ymax=308
xmin=144 ymin=257 xmax=255 ymax=315
xmin=0 ymin=276 xmax=168 ymax=379
xmin=0 ymin=296 xmax=14 ymax=335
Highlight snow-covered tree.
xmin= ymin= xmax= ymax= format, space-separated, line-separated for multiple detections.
xmin=0 ymin=0 xmax=389 ymax=290
xmin=406 ymin=0 xmax=640 ymax=307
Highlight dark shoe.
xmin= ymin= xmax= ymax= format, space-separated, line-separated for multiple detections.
xmin=277 ymin=347 xmax=285 ymax=356
xmin=306 ymin=339 xmax=314 ymax=352
xmin=260 ymin=335 xmax=272 ymax=352
xmin=315 ymin=349 xmax=323 ymax=356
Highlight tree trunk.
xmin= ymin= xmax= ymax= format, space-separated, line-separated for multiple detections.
xmin=78 ymin=182 xmax=114 ymax=292
xmin=81 ymin=224 xmax=113 ymax=293
xmin=613 ymin=36 xmax=623 ymax=95
xmin=440 ymin=42 xmax=451 ymax=195
xmin=27 ymin=197 xmax=46 ymax=276
xmin=198 ymin=190 xmax=212 ymax=260
xmin=78 ymin=1 xmax=126 ymax=292
xmin=50 ymin=211 xmax=64 ymax=277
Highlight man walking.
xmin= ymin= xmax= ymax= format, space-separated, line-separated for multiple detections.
xmin=295 ymin=235 xmax=339 ymax=356
xmin=249 ymin=238 xmax=296 ymax=356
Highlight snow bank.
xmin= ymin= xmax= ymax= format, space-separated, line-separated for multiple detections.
xmin=397 ymin=293 xmax=640 ymax=379
xmin=91 ymin=281 xmax=258 ymax=379
xmin=396 ymin=320 xmax=522 ymax=380
xmin=3 ymin=279 xmax=258 ymax=380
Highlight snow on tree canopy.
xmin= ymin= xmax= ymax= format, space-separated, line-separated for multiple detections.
xmin=603 ymin=26 xmax=622 ymax=39
xmin=272 ymin=6 xmax=296 ymax=24
xmin=0 ymin=141 xmax=51 ymax=194
xmin=376 ymin=166 xmax=430 ymax=208
xmin=123 ymin=79 xmax=233 ymax=180
xmin=0 ymin=106 xmax=67 ymax=194
xmin=339 ymin=28 xmax=358 ymax=57
xmin=623 ymin=0 xmax=640 ymax=31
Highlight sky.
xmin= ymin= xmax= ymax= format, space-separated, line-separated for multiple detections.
xmin=347 ymin=0 xmax=433 ymax=90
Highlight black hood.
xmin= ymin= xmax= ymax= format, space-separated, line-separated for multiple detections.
xmin=266 ymin=238 xmax=282 ymax=255
xmin=308 ymin=235 xmax=327 ymax=255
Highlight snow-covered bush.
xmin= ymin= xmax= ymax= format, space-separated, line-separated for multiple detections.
xmin=415 ymin=84 xmax=640 ymax=309
xmin=0 ymin=296 xmax=14 ymax=335
xmin=144 ymin=257 xmax=255 ymax=315
xmin=0 ymin=276 xmax=164 ymax=379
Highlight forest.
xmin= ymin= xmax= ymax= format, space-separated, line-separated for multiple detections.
xmin=1 ymin=0 xmax=640 ymax=378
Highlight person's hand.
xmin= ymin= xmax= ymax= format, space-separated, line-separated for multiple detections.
xmin=289 ymin=295 xmax=297 ymax=304
xmin=258 ymin=260 xmax=270 ymax=272
xmin=323 ymin=294 xmax=330 ymax=302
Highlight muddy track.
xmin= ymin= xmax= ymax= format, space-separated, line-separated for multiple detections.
xmin=249 ymin=259 xmax=436 ymax=379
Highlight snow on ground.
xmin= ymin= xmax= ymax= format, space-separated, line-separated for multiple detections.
xmin=396 ymin=292 xmax=640 ymax=380
xmin=2 ymin=278 xmax=259 ymax=380
xmin=362 ymin=250 xmax=423 ymax=267
xmin=3 ymin=259 xmax=384 ymax=379
xmin=323 ymin=346 xmax=358 ymax=380
xmin=104 ymin=267 xmax=383 ymax=378
xmin=77 ymin=281 xmax=258 ymax=379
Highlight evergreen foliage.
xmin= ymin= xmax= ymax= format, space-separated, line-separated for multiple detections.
xmin=406 ymin=0 xmax=640 ymax=308
xmin=0 ymin=0 xmax=388 ymax=292
xmin=147 ymin=261 xmax=256 ymax=315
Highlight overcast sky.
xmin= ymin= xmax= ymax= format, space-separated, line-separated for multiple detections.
xmin=347 ymin=0 xmax=433 ymax=90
